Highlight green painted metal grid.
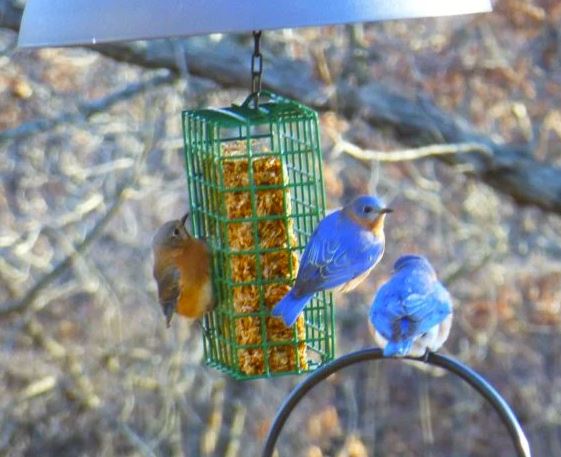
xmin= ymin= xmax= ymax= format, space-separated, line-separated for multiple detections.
xmin=182 ymin=91 xmax=335 ymax=380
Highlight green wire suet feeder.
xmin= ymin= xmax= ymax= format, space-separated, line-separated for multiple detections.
xmin=183 ymin=89 xmax=335 ymax=379
xmin=181 ymin=32 xmax=334 ymax=380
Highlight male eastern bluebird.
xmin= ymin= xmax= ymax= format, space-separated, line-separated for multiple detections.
xmin=369 ymin=254 xmax=453 ymax=357
xmin=152 ymin=213 xmax=212 ymax=327
xmin=272 ymin=195 xmax=392 ymax=327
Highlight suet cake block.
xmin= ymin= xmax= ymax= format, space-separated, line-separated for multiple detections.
xmin=222 ymin=144 xmax=307 ymax=375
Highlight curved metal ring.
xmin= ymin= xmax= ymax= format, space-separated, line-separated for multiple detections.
xmin=262 ymin=348 xmax=531 ymax=457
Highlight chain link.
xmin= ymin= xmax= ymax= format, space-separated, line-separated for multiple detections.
xmin=251 ymin=30 xmax=263 ymax=107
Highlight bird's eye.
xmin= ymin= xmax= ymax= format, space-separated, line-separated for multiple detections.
xmin=363 ymin=206 xmax=373 ymax=214
xmin=173 ymin=228 xmax=180 ymax=237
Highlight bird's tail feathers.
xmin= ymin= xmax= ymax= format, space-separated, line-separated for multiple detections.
xmin=271 ymin=290 xmax=313 ymax=327
xmin=383 ymin=339 xmax=413 ymax=357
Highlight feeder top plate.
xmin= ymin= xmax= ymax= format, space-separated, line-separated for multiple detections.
xmin=18 ymin=0 xmax=491 ymax=48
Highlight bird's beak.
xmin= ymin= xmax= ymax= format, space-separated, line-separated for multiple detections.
xmin=379 ymin=208 xmax=393 ymax=215
xmin=180 ymin=212 xmax=189 ymax=228
xmin=163 ymin=303 xmax=175 ymax=328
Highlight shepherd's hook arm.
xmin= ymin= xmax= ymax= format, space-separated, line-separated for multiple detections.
xmin=262 ymin=348 xmax=531 ymax=457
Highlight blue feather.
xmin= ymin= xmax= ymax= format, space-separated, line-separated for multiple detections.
xmin=271 ymin=290 xmax=314 ymax=327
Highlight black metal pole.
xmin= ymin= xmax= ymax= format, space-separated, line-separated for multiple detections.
xmin=262 ymin=348 xmax=531 ymax=457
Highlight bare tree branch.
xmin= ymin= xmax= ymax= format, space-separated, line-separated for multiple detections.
xmin=330 ymin=132 xmax=493 ymax=163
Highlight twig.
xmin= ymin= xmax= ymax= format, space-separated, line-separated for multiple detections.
xmin=225 ymin=402 xmax=247 ymax=457
xmin=0 ymin=72 xmax=175 ymax=143
xmin=0 ymin=258 xmax=20 ymax=299
xmin=17 ymin=376 xmax=57 ymax=401
xmin=112 ymin=420 xmax=158 ymax=457
xmin=332 ymin=135 xmax=493 ymax=163
xmin=24 ymin=317 xmax=101 ymax=409
xmin=442 ymin=251 xmax=495 ymax=286
xmin=214 ymin=379 xmax=248 ymax=457
xmin=419 ymin=377 xmax=435 ymax=453
xmin=201 ymin=381 xmax=225 ymax=456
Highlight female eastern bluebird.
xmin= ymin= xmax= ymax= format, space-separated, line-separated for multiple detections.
xmin=272 ymin=195 xmax=392 ymax=327
xmin=369 ymin=254 xmax=453 ymax=357
xmin=152 ymin=213 xmax=212 ymax=327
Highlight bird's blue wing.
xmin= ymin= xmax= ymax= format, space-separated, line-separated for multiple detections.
xmin=400 ymin=284 xmax=452 ymax=337
xmin=370 ymin=281 xmax=402 ymax=339
xmin=295 ymin=216 xmax=383 ymax=295
xmin=370 ymin=272 xmax=452 ymax=341
xmin=316 ymin=240 xmax=383 ymax=291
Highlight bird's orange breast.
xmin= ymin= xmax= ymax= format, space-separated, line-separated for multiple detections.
xmin=176 ymin=240 xmax=212 ymax=318
xmin=155 ymin=239 xmax=212 ymax=319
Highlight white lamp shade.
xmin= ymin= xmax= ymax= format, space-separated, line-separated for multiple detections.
xmin=18 ymin=0 xmax=492 ymax=48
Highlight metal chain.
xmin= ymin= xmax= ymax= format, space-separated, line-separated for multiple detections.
xmin=251 ymin=30 xmax=263 ymax=107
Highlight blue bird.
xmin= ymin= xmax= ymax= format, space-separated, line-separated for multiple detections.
xmin=272 ymin=195 xmax=392 ymax=327
xmin=369 ymin=255 xmax=453 ymax=357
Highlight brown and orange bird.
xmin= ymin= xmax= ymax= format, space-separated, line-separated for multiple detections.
xmin=152 ymin=213 xmax=212 ymax=327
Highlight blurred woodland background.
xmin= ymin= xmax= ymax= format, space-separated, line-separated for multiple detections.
xmin=1 ymin=0 xmax=561 ymax=456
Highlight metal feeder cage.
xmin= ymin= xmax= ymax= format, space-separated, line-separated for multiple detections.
xmin=183 ymin=91 xmax=335 ymax=380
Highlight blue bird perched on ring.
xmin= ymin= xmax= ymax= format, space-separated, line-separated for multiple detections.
xmin=272 ymin=195 xmax=392 ymax=327
xmin=369 ymin=254 xmax=453 ymax=358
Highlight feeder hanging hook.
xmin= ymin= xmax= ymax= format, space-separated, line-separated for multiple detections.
xmin=251 ymin=30 xmax=263 ymax=108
